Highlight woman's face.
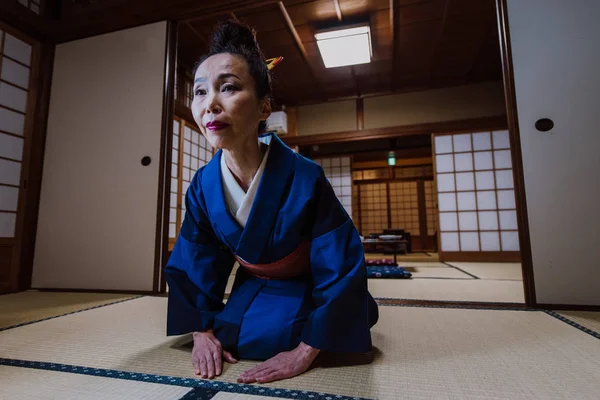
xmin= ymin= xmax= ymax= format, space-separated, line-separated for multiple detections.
xmin=191 ymin=53 xmax=270 ymax=150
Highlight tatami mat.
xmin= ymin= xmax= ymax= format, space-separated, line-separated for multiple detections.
xmin=446 ymin=262 xmax=523 ymax=280
xmin=369 ymin=278 xmax=525 ymax=303
xmin=0 ymin=291 xmax=138 ymax=330
xmin=0 ymin=365 xmax=192 ymax=400
xmin=556 ymin=311 xmax=600 ymax=334
xmin=2 ymin=296 xmax=599 ymax=399
xmin=402 ymin=266 xmax=474 ymax=279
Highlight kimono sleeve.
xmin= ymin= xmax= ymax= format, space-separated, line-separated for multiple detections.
xmin=300 ymin=170 xmax=378 ymax=353
xmin=165 ymin=172 xmax=235 ymax=336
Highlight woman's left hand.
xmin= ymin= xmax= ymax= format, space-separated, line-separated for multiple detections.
xmin=237 ymin=342 xmax=320 ymax=384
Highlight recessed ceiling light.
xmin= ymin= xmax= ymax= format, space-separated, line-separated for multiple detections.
xmin=315 ymin=25 xmax=372 ymax=68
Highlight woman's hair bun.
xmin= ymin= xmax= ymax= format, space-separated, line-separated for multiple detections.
xmin=210 ymin=20 xmax=262 ymax=57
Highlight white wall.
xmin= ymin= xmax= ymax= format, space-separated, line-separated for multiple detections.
xmin=508 ymin=0 xmax=600 ymax=305
xmin=32 ymin=22 xmax=167 ymax=291
xmin=297 ymin=100 xmax=356 ymax=136
xmin=296 ymin=82 xmax=506 ymax=136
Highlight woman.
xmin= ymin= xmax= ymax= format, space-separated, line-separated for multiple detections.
xmin=165 ymin=20 xmax=378 ymax=384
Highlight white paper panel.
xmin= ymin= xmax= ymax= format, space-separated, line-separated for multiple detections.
xmin=436 ymin=173 xmax=455 ymax=192
xmin=183 ymin=140 xmax=191 ymax=154
xmin=342 ymin=176 xmax=351 ymax=186
xmin=173 ymin=120 xmax=180 ymax=134
xmin=0 ymin=82 xmax=28 ymax=113
xmin=191 ymin=158 xmax=198 ymax=170
xmin=333 ymin=187 xmax=341 ymax=196
xmin=183 ymin=154 xmax=190 ymax=168
xmin=472 ymin=132 xmax=491 ymax=150
xmin=4 ymin=34 xmax=32 ymax=66
xmin=169 ymin=208 xmax=177 ymax=222
xmin=457 ymin=192 xmax=476 ymax=211
xmin=478 ymin=211 xmax=499 ymax=230
xmin=169 ymin=223 xmax=176 ymax=238
xmin=501 ymin=231 xmax=520 ymax=251
xmin=475 ymin=171 xmax=495 ymax=190
xmin=322 ymin=159 xmax=331 ymax=167
xmin=200 ymin=148 xmax=206 ymax=161
xmin=435 ymin=154 xmax=454 ymax=173
xmin=438 ymin=192 xmax=457 ymax=211
xmin=331 ymin=158 xmax=341 ymax=167
xmin=0 ymin=185 xmax=19 ymax=211
xmin=477 ymin=191 xmax=497 ymax=210
xmin=200 ymin=136 xmax=206 ymax=147
xmin=459 ymin=212 xmax=478 ymax=230
xmin=171 ymin=149 xmax=178 ymax=163
xmin=342 ymin=166 xmax=350 ymax=175
xmin=474 ymin=151 xmax=493 ymax=170
xmin=0 ymin=107 xmax=26 ymax=136
xmin=480 ymin=231 xmax=501 ymax=251
xmin=0 ymin=159 xmax=21 ymax=185
xmin=184 ymin=127 xmax=191 ymax=140
xmin=499 ymin=210 xmax=518 ymax=230
xmin=494 ymin=150 xmax=512 ymax=169
xmin=441 ymin=232 xmax=460 ymax=251
xmin=183 ymin=168 xmax=190 ymax=181
xmin=341 ymin=157 xmax=350 ymax=166
xmin=454 ymin=153 xmax=473 ymax=171
xmin=492 ymin=130 xmax=510 ymax=149
xmin=435 ymin=135 xmax=453 ymax=154
xmin=332 ymin=176 xmax=341 ymax=186
xmin=342 ymin=186 xmax=351 ymax=195
xmin=172 ymin=134 xmax=179 ymax=149
xmin=171 ymin=164 xmax=178 ymax=178
xmin=453 ymin=134 xmax=472 ymax=152
xmin=497 ymin=190 xmax=516 ymax=209
xmin=460 ymin=232 xmax=480 ymax=251
xmin=170 ymin=178 xmax=178 ymax=193
xmin=0 ymin=133 xmax=24 ymax=161
xmin=0 ymin=212 xmax=16 ymax=237
xmin=192 ymin=146 xmax=198 ymax=157
xmin=170 ymin=192 xmax=176 ymax=206
xmin=455 ymin=172 xmax=475 ymax=191
xmin=495 ymin=170 xmax=514 ymax=189
xmin=1 ymin=57 xmax=30 ymax=89
xmin=192 ymin=131 xmax=199 ymax=144
xmin=439 ymin=212 xmax=458 ymax=231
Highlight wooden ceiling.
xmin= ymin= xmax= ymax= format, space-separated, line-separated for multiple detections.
xmin=178 ymin=0 xmax=502 ymax=106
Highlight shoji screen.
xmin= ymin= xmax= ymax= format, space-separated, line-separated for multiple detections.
xmin=359 ymin=183 xmax=388 ymax=235
xmin=17 ymin=0 xmax=42 ymax=15
xmin=434 ymin=131 xmax=520 ymax=260
xmin=315 ymin=157 xmax=352 ymax=217
xmin=0 ymin=29 xmax=31 ymax=240
xmin=168 ymin=119 xmax=181 ymax=243
xmin=389 ymin=182 xmax=419 ymax=235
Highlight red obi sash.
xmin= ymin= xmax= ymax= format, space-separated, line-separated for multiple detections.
xmin=235 ymin=241 xmax=310 ymax=280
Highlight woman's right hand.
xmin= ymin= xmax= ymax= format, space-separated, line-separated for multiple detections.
xmin=192 ymin=330 xmax=238 ymax=378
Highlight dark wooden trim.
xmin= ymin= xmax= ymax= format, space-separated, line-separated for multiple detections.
xmin=155 ymin=21 xmax=178 ymax=295
xmin=283 ymin=115 xmax=508 ymax=147
xmin=440 ymin=251 xmax=521 ymax=263
xmin=0 ymin=1 xmax=51 ymax=42
xmin=354 ymin=176 xmax=435 ymax=186
xmin=428 ymin=0 xmax=451 ymax=87
xmin=174 ymin=101 xmax=197 ymax=128
xmin=496 ymin=0 xmax=537 ymax=307
xmin=390 ymin=0 xmax=396 ymax=92
xmin=417 ymin=180 xmax=428 ymax=243
xmin=286 ymin=106 xmax=298 ymax=136
xmin=385 ymin=182 xmax=391 ymax=228
xmin=33 ymin=288 xmax=155 ymax=296
xmin=537 ymin=304 xmax=600 ymax=312
xmin=376 ymin=298 xmax=527 ymax=308
xmin=356 ymin=98 xmax=364 ymax=130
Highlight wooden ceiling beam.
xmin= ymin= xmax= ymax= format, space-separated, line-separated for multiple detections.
xmin=333 ymin=0 xmax=343 ymax=21
xmin=278 ymin=1 xmax=327 ymax=102
xmin=465 ymin=22 xmax=495 ymax=84
xmin=230 ymin=12 xmax=241 ymax=23
xmin=185 ymin=22 xmax=209 ymax=48
xmin=427 ymin=0 xmax=450 ymax=88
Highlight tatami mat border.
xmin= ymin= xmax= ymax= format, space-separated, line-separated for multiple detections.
xmin=544 ymin=311 xmax=600 ymax=340
xmin=0 ymin=296 xmax=144 ymax=332
xmin=0 ymin=358 xmax=371 ymax=400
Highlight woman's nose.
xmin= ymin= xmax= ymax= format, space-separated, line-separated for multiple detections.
xmin=206 ymin=93 xmax=221 ymax=114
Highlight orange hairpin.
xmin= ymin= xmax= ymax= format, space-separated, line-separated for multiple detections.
xmin=266 ymin=56 xmax=284 ymax=70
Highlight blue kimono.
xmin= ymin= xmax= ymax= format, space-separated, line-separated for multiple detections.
xmin=165 ymin=133 xmax=378 ymax=360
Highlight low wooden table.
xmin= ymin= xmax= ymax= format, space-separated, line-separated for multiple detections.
xmin=362 ymin=239 xmax=408 ymax=263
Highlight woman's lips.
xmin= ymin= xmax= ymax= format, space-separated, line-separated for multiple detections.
xmin=206 ymin=121 xmax=230 ymax=131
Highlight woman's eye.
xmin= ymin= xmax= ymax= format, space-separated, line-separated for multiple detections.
xmin=222 ymin=85 xmax=237 ymax=93
xmin=194 ymin=88 xmax=206 ymax=96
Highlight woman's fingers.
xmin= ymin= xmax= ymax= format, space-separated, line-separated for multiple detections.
xmin=214 ymin=350 xmax=223 ymax=376
xmin=192 ymin=356 xmax=201 ymax=375
xmin=223 ymin=351 xmax=238 ymax=364
xmin=198 ymin=357 xmax=208 ymax=378
xmin=205 ymin=354 xmax=216 ymax=379
xmin=256 ymin=370 xmax=286 ymax=384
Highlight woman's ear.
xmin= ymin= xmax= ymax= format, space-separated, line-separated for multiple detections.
xmin=260 ymin=98 xmax=272 ymax=122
